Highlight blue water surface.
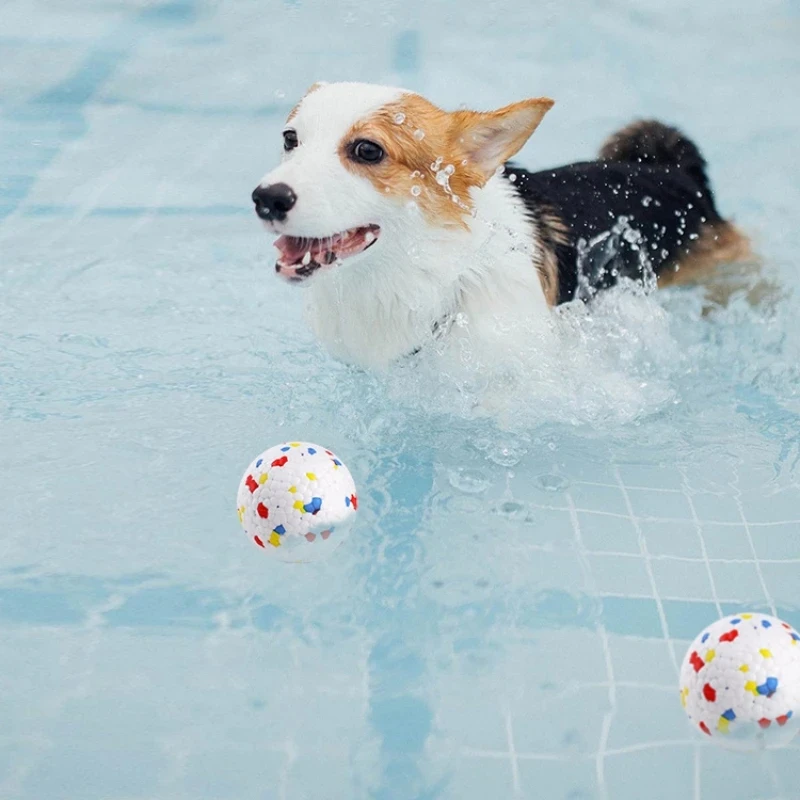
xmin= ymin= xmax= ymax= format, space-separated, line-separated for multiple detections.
xmin=2 ymin=1 xmax=800 ymax=798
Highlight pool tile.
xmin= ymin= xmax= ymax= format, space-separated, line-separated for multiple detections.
xmin=690 ymin=492 xmax=743 ymax=523
xmin=589 ymin=554 xmax=654 ymax=596
xmin=616 ymin=464 xmax=684 ymax=491
xmin=710 ymin=561 xmax=769 ymax=604
xmin=701 ymin=523 xmax=754 ymax=559
xmin=600 ymin=597 xmax=663 ymax=638
xmin=749 ymin=522 xmax=800 ymax=560
xmin=626 ymin=488 xmax=693 ymax=521
xmin=517 ymin=758 xmax=596 ymax=798
xmin=609 ymin=636 xmax=676 ymax=686
xmin=578 ymin=512 xmax=640 ymax=554
xmin=512 ymin=685 xmax=611 ymax=755
xmin=661 ymin=600 xmax=721 ymax=641
xmin=640 ymin=520 xmax=702 ymax=558
xmin=606 ymin=747 xmax=695 ymax=800
xmin=569 ymin=482 xmax=629 ymax=515
xmin=651 ymin=559 xmax=716 ymax=601
xmin=607 ymin=686 xmax=688 ymax=749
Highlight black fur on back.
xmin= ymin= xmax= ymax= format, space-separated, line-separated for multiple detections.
xmin=598 ymin=120 xmax=714 ymax=200
xmin=504 ymin=120 xmax=726 ymax=303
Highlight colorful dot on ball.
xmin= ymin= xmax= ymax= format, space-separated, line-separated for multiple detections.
xmin=236 ymin=442 xmax=358 ymax=563
xmin=680 ymin=613 xmax=800 ymax=749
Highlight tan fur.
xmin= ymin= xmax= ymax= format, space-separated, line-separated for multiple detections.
xmin=449 ymin=98 xmax=554 ymax=182
xmin=338 ymin=94 xmax=553 ymax=231
xmin=536 ymin=208 xmax=571 ymax=305
xmin=658 ymin=222 xmax=753 ymax=288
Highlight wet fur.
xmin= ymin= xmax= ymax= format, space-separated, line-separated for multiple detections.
xmin=254 ymin=85 xmax=751 ymax=368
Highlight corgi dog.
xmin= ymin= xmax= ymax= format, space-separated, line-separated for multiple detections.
xmin=252 ymin=82 xmax=750 ymax=370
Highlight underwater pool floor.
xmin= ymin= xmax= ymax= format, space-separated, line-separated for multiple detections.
xmin=2 ymin=1 xmax=800 ymax=798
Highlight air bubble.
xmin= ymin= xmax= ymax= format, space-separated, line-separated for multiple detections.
xmin=536 ymin=474 xmax=569 ymax=493
xmin=642 ymin=196 xmax=652 ymax=207
xmin=509 ymin=173 xmax=517 ymax=183
xmin=495 ymin=165 xmax=505 ymax=176
xmin=487 ymin=444 xmax=525 ymax=467
xmin=410 ymin=185 xmax=421 ymax=197
xmin=448 ymin=467 xmax=491 ymax=494
xmin=394 ymin=112 xmax=406 ymax=124
xmin=413 ymin=129 xmax=425 ymax=141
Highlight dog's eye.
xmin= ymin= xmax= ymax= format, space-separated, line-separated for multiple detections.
xmin=350 ymin=139 xmax=385 ymax=165
xmin=283 ymin=130 xmax=299 ymax=152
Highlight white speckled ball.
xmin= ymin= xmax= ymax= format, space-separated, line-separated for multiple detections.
xmin=236 ymin=442 xmax=357 ymax=563
xmin=680 ymin=613 xmax=800 ymax=749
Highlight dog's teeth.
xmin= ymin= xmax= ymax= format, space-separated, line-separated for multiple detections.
xmin=364 ymin=231 xmax=375 ymax=244
xmin=302 ymin=251 xmax=312 ymax=266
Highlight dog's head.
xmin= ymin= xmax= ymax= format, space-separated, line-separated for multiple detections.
xmin=252 ymin=82 xmax=553 ymax=282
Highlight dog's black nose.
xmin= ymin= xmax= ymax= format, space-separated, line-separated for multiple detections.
xmin=252 ymin=183 xmax=297 ymax=222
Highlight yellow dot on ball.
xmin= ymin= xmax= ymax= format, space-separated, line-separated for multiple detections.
xmin=760 ymin=648 xmax=773 ymax=659
xmin=269 ymin=532 xmax=281 ymax=547
xmin=739 ymin=664 xmax=749 ymax=673
xmin=705 ymin=648 xmax=716 ymax=663
xmin=288 ymin=486 xmax=297 ymax=494
xmin=293 ymin=500 xmax=306 ymax=513
xmin=237 ymin=506 xmax=245 ymax=523
xmin=717 ymin=717 xmax=730 ymax=734
xmin=259 ymin=473 xmax=268 ymax=485
xmin=306 ymin=472 xmax=317 ymax=481
xmin=744 ymin=680 xmax=758 ymax=696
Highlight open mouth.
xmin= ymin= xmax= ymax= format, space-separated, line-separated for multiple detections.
xmin=274 ymin=224 xmax=381 ymax=281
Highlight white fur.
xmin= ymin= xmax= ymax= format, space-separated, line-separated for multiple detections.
xmin=256 ymin=82 xmax=552 ymax=370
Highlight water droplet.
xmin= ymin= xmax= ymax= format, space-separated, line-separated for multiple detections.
xmin=495 ymin=165 xmax=505 ymax=176
xmin=641 ymin=195 xmax=652 ymax=207
xmin=274 ymin=89 xmax=286 ymax=99
xmin=394 ymin=112 xmax=406 ymax=124
xmin=509 ymin=173 xmax=517 ymax=183
xmin=413 ymin=129 xmax=425 ymax=141
xmin=410 ymin=185 xmax=421 ymax=196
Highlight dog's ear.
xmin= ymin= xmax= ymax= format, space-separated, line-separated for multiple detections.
xmin=450 ymin=98 xmax=554 ymax=183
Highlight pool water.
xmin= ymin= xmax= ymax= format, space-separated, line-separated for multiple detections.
xmin=2 ymin=1 xmax=800 ymax=798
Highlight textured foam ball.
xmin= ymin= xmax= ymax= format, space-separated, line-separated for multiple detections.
xmin=236 ymin=442 xmax=357 ymax=562
xmin=680 ymin=613 xmax=800 ymax=749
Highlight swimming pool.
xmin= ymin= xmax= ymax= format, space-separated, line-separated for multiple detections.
xmin=2 ymin=1 xmax=799 ymax=798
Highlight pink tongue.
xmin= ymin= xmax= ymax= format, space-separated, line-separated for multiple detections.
xmin=275 ymin=232 xmax=356 ymax=265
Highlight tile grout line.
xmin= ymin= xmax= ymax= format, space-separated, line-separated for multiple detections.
xmin=679 ymin=467 xmax=723 ymax=618
xmin=613 ymin=466 xmax=680 ymax=674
